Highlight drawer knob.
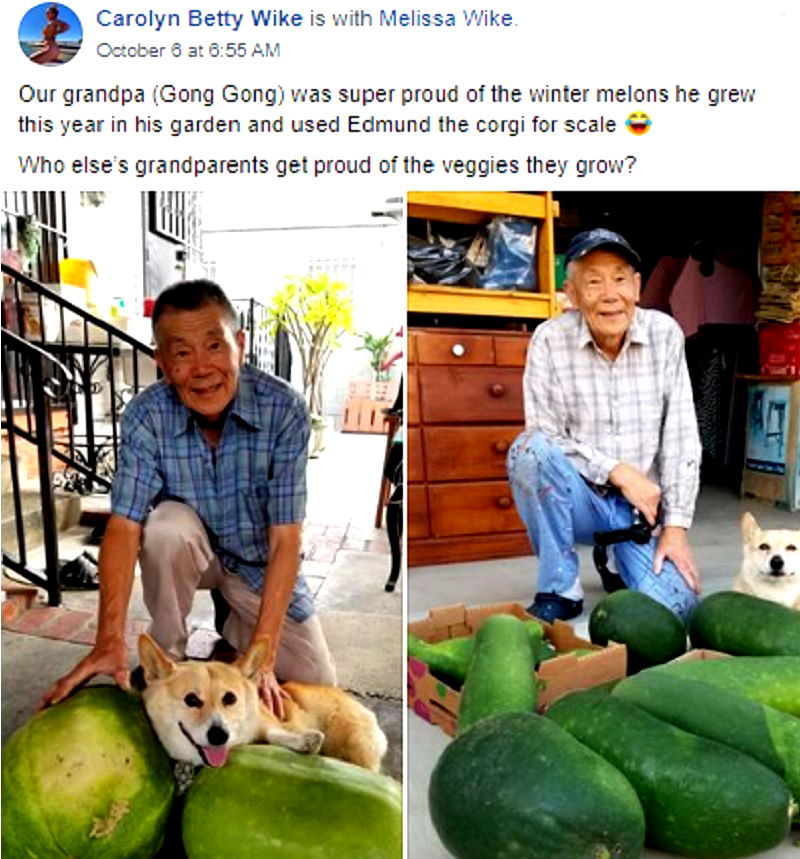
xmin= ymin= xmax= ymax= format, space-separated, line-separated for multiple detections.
xmin=451 ymin=343 xmax=466 ymax=357
xmin=489 ymin=383 xmax=506 ymax=398
xmin=493 ymin=440 xmax=510 ymax=454
xmin=496 ymin=496 xmax=513 ymax=509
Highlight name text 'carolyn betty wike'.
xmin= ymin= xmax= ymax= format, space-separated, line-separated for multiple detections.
xmin=95 ymin=8 xmax=515 ymax=32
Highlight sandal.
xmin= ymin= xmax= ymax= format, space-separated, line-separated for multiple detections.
xmin=58 ymin=553 xmax=100 ymax=590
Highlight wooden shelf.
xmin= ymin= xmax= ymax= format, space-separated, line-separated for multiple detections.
xmin=408 ymin=284 xmax=555 ymax=318
xmin=408 ymin=191 xmax=560 ymax=225
xmin=408 ymin=191 xmax=559 ymax=321
xmin=735 ymin=374 xmax=800 ymax=383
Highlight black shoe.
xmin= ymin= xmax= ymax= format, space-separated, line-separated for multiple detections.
xmin=526 ymin=593 xmax=583 ymax=623
xmin=58 ymin=554 xmax=99 ymax=590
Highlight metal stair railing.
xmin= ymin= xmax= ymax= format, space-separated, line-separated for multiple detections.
xmin=2 ymin=329 xmax=73 ymax=605
xmin=2 ymin=263 xmax=158 ymax=497
xmin=1 ymin=264 xmax=288 ymax=604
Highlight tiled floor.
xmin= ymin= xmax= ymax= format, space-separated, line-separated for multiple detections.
xmin=3 ymin=429 xmax=393 ymax=633
xmin=2 ymin=509 xmax=392 ymax=648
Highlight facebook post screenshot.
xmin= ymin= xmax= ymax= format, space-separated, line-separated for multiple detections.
xmin=1 ymin=1 xmax=799 ymax=858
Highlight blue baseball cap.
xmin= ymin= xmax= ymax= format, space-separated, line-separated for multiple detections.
xmin=565 ymin=228 xmax=640 ymax=269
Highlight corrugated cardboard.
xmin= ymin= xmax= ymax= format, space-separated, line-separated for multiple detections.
xmin=407 ymin=601 xmax=627 ymax=737
xmin=672 ymin=648 xmax=731 ymax=664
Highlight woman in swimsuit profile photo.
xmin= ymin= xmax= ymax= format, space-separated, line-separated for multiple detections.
xmin=19 ymin=3 xmax=82 ymax=66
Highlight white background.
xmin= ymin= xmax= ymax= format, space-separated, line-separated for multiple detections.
xmin=3 ymin=0 xmax=800 ymax=189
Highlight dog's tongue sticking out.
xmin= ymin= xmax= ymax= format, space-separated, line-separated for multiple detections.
xmin=203 ymin=746 xmax=229 ymax=767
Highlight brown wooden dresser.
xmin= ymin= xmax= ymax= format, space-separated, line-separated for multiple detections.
xmin=408 ymin=327 xmax=534 ymax=566
xmin=407 ymin=191 xmax=560 ymax=566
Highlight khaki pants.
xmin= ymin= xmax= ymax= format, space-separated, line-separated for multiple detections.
xmin=139 ymin=501 xmax=336 ymax=685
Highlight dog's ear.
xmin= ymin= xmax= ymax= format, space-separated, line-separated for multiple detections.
xmin=236 ymin=636 xmax=271 ymax=681
xmin=741 ymin=512 xmax=759 ymax=541
xmin=138 ymin=633 xmax=176 ymax=682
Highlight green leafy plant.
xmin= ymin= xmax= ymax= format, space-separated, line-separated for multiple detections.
xmin=265 ymin=273 xmax=354 ymax=421
xmin=356 ymin=330 xmax=395 ymax=382
xmin=17 ymin=215 xmax=41 ymax=273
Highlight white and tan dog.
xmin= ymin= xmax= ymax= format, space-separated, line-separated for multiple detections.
xmin=734 ymin=512 xmax=800 ymax=609
xmin=138 ymin=633 xmax=387 ymax=771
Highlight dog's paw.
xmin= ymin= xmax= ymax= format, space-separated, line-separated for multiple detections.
xmin=302 ymin=729 xmax=325 ymax=755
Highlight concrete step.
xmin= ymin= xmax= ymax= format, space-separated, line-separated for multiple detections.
xmin=1 ymin=491 xmax=82 ymax=559
xmin=1 ymin=580 xmax=39 ymax=624
xmin=78 ymin=493 xmax=111 ymax=529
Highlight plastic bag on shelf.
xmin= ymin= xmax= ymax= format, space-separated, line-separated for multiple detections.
xmin=407 ymin=235 xmax=477 ymax=286
xmin=479 ymin=217 xmax=537 ymax=291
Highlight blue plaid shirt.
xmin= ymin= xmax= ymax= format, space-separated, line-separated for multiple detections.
xmin=110 ymin=364 xmax=314 ymax=622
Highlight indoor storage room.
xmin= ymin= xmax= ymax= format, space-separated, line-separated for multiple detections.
xmin=406 ymin=190 xmax=800 ymax=859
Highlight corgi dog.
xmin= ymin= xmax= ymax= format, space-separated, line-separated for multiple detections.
xmin=138 ymin=633 xmax=388 ymax=771
xmin=733 ymin=512 xmax=800 ymax=610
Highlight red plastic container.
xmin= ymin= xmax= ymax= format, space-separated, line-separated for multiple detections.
xmin=759 ymin=322 xmax=800 ymax=375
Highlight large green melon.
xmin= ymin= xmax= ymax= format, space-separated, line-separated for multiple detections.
xmin=182 ymin=745 xmax=402 ymax=858
xmin=2 ymin=685 xmax=175 ymax=858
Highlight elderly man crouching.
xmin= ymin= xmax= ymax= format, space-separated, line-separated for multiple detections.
xmin=41 ymin=280 xmax=335 ymax=714
xmin=508 ymin=229 xmax=702 ymax=623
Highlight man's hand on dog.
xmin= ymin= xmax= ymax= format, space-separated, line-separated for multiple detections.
xmin=38 ymin=639 xmax=130 ymax=710
xmin=654 ymin=526 xmax=701 ymax=594
xmin=257 ymin=668 xmax=288 ymax=719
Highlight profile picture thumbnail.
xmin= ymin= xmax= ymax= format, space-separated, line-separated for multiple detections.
xmin=19 ymin=3 xmax=82 ymax=66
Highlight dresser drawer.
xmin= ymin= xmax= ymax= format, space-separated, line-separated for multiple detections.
xmin=408 ymin=484 xmax=429 ymax=539
xmin=416 ymin=331 xmax=495 ymax=365
xmin=494 ymin=335 xmax=530 ymax=367
xmin=408 ymin=330 xmax=418 ymax=364
xmin=428 ymin=481 xmax=525 ymax=537
xmin=408 ymin=427 xmax=424 ymax=482
xmin=408 ymin=366 xmax=420 ymax=426
xmin=424 ymin=426 xmax=523 ymax=480
xmin=418 ymin=366 xmax=524 ymax=424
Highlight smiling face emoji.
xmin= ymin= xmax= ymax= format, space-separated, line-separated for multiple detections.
xmin=626 ymin=111 xmax=651 ymax=135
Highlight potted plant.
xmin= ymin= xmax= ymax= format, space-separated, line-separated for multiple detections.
xmin=355 ymin=329 xmax=395 ymax=396
xmin=17 ymin=215 xmax=41 ymax=274
xmin=265 ymin=273 xmax=354 ymax=456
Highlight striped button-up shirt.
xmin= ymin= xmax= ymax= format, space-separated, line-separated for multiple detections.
xmin=523 ymin=308 xmax=701 ymax=528
xmin=110 ymin=364 xmax=314 ymax=621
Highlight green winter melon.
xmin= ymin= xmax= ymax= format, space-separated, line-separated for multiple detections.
xmin=429 ymin=711 xmax=645 ymax=859
xmin=649 ymin=654 xmax=800 ymax=716
xmin=1 ymin=685 xmax=175 ymax=859
xmin=613 ymin=671 xmax=800 ymax=810
xmin=182 ymin=745 xmax=402 ymax=858
xmin=547 ymin=688 xmax=795 ymax=858
xmin=689 ymin=590 xmax=800 ymax=656
xmin=457 ymin=613 xmax=537 ymax=734
xmin=589 ymin=589 xmax=687 ymax=673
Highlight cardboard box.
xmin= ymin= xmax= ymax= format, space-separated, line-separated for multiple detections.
xmin=762 ymin=193 xmax=800 ymax=264
xmin=407 ymin=601 xmax=627 ymax=736
xmin=672 ymin=648 xmax=731 ymax=664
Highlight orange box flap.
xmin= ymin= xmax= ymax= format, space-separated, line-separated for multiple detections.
xmin=408 ymin=602 xmax=627 ymax=736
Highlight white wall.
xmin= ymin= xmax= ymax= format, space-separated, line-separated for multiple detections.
xmin=57 ymin=190 xmax=405 ymax=422
xmin=201 ymin=192 xmax=404 ymax=422
xmin=63 ymin=191 xmax=145 ymax=316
